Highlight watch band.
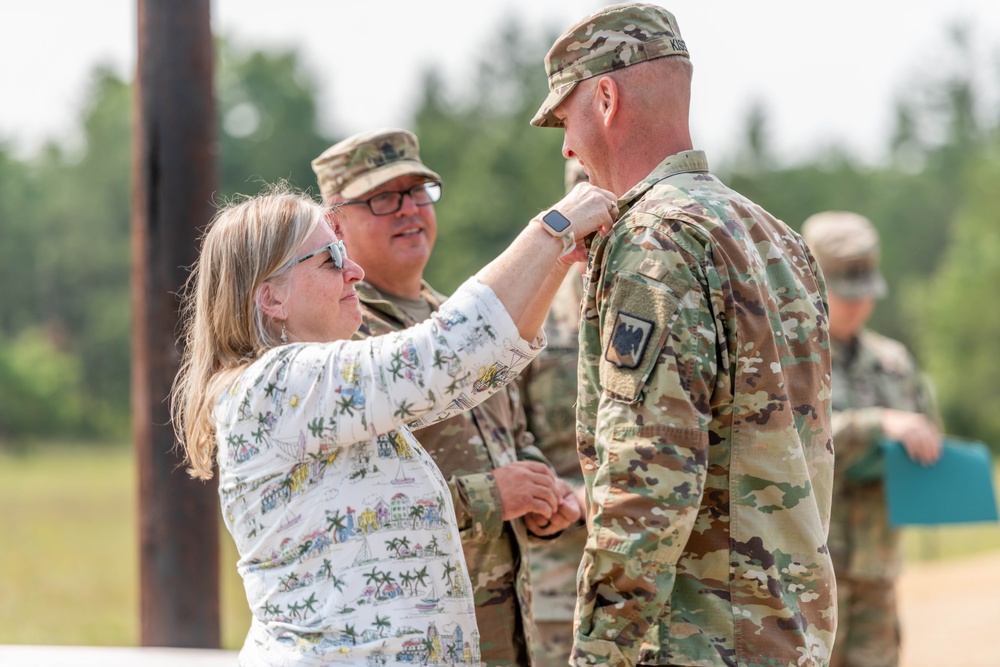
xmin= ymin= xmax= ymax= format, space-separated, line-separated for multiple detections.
xmin=538 ymin=209 xmax=577 ymax=256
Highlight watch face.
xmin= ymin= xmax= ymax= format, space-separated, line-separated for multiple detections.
xmin=543 ymin=210 xmax=572 ymax=233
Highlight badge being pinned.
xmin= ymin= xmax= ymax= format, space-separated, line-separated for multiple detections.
xmin=605 ymin=311 xmax=654 ymax=369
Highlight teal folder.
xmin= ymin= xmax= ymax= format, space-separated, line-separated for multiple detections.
xmin=879 ymin=438 xmax=999 ymax=527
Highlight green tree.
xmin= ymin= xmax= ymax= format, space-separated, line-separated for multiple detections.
xmin=0 ymin=144 xmax=42 ymax=336
xmin=721 ymin=22 xmax=992 ymax=352
xmin=0 ymin=329 xmax=85 ymax=441
xmin=6 ymin=67 xmax=134 ymax=438
xmin=216 ymin=38 xmax=333 ymax=198
xmin=413 ymin=17 xmax=565 ymax=293
xmin=912 ymin=148 xmax=1000 ymax=450
xmin=0 ymin=40 xmax=336 ymax=445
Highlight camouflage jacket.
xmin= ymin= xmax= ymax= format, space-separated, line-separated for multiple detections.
xmin=517 ymin=270 xmax=588 ymax=622
xmin=829 ymin=329 xmax=938 ymax=580
xmin=575 ymin=150 xmax=837 ymax=667
xmin=352 ymin=279 xmax=544 ymax=666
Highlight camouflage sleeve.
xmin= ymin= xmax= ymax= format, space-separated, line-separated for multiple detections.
xmin=448 ymin=383 xmax=543 ymax=544
xmin=916 ymin=371 xmax=942 ymax=427
xmin=834 ymin=339 xmax=936 ymax=479
xmin=831 ymin=407 xmax=885 ymax=478
xmin=575 ymin=231 xmax=716 ymax=665
xmin=450 ymin=472 xmax=506 ymax=542
xmin=507 ymin=380 xmax=550 ymax=467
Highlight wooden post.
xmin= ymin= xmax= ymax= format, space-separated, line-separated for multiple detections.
xmin=132 ymin=0 xmax=220 ymax=647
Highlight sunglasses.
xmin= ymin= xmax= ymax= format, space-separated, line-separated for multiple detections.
xmin=290 ymin=239 xmax=348 ymax=270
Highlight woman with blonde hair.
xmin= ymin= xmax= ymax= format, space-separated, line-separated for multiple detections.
xmin=171 ymin=182 xmax=614 ymax=666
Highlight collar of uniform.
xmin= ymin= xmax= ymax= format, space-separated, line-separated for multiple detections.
xmin=617 ymin=149 xmax=710 ymax=211
xmin=354 ymin=279 xmax=445 ymax=324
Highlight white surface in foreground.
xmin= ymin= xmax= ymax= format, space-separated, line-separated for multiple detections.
xmin=0 ymin=645 xmax=239 ymax=666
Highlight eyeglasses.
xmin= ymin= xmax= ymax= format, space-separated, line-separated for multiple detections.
xmin=342 ymin=180 xmax=442 ymax=216
xmin=290 ymin=239 xmax=348 ymax=270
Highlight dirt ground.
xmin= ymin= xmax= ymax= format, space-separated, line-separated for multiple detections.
xmin=898 ymin=550 xmax=1000 ymax=667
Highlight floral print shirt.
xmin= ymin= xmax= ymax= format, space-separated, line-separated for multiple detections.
xmin=215 ymin=279 xmax=542 ymax=666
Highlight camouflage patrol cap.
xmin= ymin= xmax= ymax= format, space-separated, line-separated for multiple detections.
xmin=530 ymin=2 xmax=689 ymax=128
xmin=565 ymin=159 xmax=589 ymax=193
xmin=802 ymin=211 xmax=887 ymax=300
xmin=311 ymin=128 xmax=441 ymax=201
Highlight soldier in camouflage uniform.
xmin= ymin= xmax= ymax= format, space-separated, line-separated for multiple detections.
xmin=530 ymin=4 xmax=837 ymax=665
xmin=519 ymin=160 xmax=590 ymax=667
xmin=312 ymin=128 xmax=584 ymax=667
xmin=802 ymin=211 xmax=942 ymax=667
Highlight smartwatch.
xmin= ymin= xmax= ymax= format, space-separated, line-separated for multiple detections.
xmin=538 ymin=209 xmax=576 ymax=256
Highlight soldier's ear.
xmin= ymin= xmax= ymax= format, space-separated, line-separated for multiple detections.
xmin=595 ymin=76 xmax=619 ymax=128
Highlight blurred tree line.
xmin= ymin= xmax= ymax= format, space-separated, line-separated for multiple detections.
xmin=1 ymin=21 xmax=999 ymax=451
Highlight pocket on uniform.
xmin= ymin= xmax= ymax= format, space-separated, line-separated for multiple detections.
xmin=599 ymin=271 xmax=681 ymax=403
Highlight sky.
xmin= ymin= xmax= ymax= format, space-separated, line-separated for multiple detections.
xmin=3 ymin=0 xmax=1000 ymax=165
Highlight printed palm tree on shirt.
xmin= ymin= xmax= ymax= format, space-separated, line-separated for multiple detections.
xmin=385 ymin=535 xmax=410 ymax=558
xmin=380 ymin=571 xmax=397 ymax=601
xmin=226 ymin=433 xmax=248 ymax=451
xmin=394 ymin=399 xmax=415 ymax=421
xmin=399 ymin=570 xmax=416 ymax=595
xmin=302 ymin=592 xmax=319 ymax=615
xmin=374 ymin=613 xmax=391 ymax=637
xmin=338 ymin=394 xmax=356 ymax=416
xmin=318 ymin=559 xmax=346 ymax=591
xmin=385 ymin=537 xmax=401 ymax=558
xmin=365 ymin=566 xmax=386 ymax=598
xmin=413 ymin=565 xmax=430 ymax=594
xmin=280 ymin=572 xmax=300 ymax=592
xmin=263 ymin=602 xmax=282 ymax=617
xmin=296 ymin=539 xmax=314 ymax=562
xmin=409 ymin=504 xmax=425 ymax=529
xmin=420 ymin=637 xmax=435 ymax=666
xmin=325 ymin=509 xmax=347 ymax=542
xmin=388 ymin=352 xmax=406 ymax=381
xmin=442 ymin=560 xmax=458 ymax=596
xmin=343 ymin=624 xmax=358 ymax=645
xmin=288 ymin=600 xmax=304 ymax=619
xmin=307 ymin=416 xmax=325 ymax=437
xmin=426 ymin=535 xmax=439 ymax=557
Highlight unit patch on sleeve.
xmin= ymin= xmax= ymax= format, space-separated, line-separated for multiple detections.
xmin=605 ymin=311 xmax=654 ymax=369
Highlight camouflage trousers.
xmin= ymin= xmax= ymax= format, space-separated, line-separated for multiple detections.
xmin=529 ymin=525 xmax=588 ymax=667
xmin=831 ymin=574 xmax=899 ymax=667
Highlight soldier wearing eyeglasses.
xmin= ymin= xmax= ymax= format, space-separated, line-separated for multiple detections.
xmin=313 ymin=128 xmax=583 ymax=667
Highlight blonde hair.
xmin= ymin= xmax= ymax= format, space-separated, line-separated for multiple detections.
xmin=171 ymin=185 xmax=325 ymax=479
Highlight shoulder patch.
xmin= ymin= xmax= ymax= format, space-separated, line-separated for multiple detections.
xmin=605 ymin=311 xmax=654 ymax=369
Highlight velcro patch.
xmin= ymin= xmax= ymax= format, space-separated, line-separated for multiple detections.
xmin=605 ymin=311 xmax=654 ymax=369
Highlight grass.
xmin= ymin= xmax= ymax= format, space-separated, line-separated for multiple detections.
xmin=1 ymin=442 xmax=998 ymax=647
xmin=903 ymin=517 xmax=1000 ymax=561
xmin=0 ymin=442 xmax=250 ymax=649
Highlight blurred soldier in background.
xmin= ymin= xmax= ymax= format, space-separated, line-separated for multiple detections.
xmin=312 ymin=128 xmax=583 ymax=666
xmin=803 ymin=211 xmax=943 ymax=667
xmin=519 ymin=159 xmax=589 ymax=667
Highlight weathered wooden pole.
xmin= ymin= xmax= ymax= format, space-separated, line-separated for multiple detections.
xmin=132 ymin=0 xmax=220 ymax=647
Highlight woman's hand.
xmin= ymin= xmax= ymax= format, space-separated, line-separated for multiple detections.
xmin=556 ymin=182 xmax=618 ymax=241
